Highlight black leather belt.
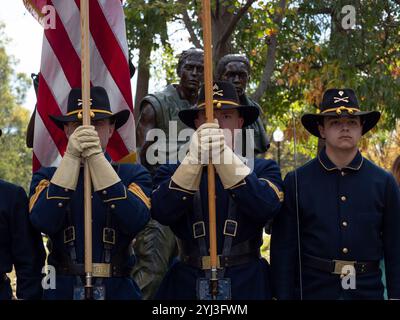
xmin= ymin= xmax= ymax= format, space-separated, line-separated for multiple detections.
xmin=178 ymin=237 xmax=261 ymax=258
xmin=303 ymin=253 xmax=380 ymax=275
xmin=181 ymin=251 xmax=261 ymax=270
xmin=56 ymin=263 xmax=131 ymax=278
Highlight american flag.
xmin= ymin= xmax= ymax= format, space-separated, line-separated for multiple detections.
xmin=23 ymin=0 xmax=136 ymax=172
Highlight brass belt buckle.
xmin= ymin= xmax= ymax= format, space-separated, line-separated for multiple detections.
xmin=332 ymin=260 xmax=356 ymax=275
xmin=201 ymin=255 xmax=221 ymax=270
xmin=92 ymin=263 xmax=111 ymax=277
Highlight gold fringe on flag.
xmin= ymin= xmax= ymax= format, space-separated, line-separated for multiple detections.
xmin=23 ymin=0 xmax=46 ymax=24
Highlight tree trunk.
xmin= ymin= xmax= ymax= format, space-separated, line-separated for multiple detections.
xmin=134 ymin=42 xmax=152 ymax=122
xmin=212 ymin=8 xmax=233 ymax=62
xmin=252 ymin=0 xmax=287 ymax=103
xmin=251 ymin=33 xmax=279 ymax=103
xmin=212 ymin=0 xmax=257 ymax=62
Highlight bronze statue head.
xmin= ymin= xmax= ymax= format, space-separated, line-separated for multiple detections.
xmin=216 ymin=54 xmax=250 ymax=97
xmin=176 ymin=48 xmax=204 ymax=93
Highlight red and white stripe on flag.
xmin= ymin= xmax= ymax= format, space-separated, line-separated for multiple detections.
xmin=23 ymin=0 xmax=136 ymax=172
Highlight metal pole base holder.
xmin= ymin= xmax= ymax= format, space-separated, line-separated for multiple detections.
xmin=73 ymin=285 xmax=106 ymax=300
xmin=196 ymin=278 xmax=231 ymax=300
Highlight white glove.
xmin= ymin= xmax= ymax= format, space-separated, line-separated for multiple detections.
xmin=80 ymin=129 xmax=102 ymax=159
xmin=171 ymin=122 xmax=219 ymax=190
xmin=67 ymin=125 xmax=99 ymax=157
xmin=201 ymin=123 xmax=251 ymax=189
xmin=51 ymin=125 xmax=97 ymax=190
xmin=215 ymin=146 xmax=251 ymax=189
xmin=199 ymin=123 xmax=225 ymax=164
xmin=87 ymin=153 xmax=121 ymax=191
xmin=75 ymin=126 xmax=121 ymax=191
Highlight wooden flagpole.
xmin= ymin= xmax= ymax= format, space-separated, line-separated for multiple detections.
xmin=201 ymin=0 xmax=219 ymax=299
xmin=80 ymin=0 xmax=93 ymax=300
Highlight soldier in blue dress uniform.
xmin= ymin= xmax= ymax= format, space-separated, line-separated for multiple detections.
xmin=151 ymin=81 xmax=284 ymax=300
xmin=29 ymin=87 xmax=151 ymax=300
xmin=271 ymin=88 xmax=400 ymax=300
xmin=0 ymin=130 xmax=45 ymax=300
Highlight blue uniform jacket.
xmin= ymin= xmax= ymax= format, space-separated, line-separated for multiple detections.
xmin=271 ymin=148 xmax=400 ymax=300
xmin=0 ymin=180 xmax=45 ymax=300
xmin=29 ymin=161 xmax=151 ymax=300
xmin=151 ymin=158 xmax=283 ymax=300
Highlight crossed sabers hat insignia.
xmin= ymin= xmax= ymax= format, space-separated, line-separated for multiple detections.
xmin=333 ymin=90 xmax=349 ymax=103
xmin=213 ymin=84 xmax=223 ymax=96
xmin=77 ymin=98 xmax=93 ymax=106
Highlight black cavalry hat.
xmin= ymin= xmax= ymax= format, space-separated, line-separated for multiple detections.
xmin=49 ymin=86 xmax=130 ymax=130
xmin=179 ymin=81 xmax=259 ymax=129
xmin=301 ymin=88 xmax=381 ymax=138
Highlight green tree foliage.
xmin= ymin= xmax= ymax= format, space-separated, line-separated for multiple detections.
xmin=124 ymin=0 xmax=175 ymax=117
xmin=268 ymin=1 xmax=400 ymax=119
xmin=258 ymin=0 xmax=400 ymax=171
xmin=124 ymin=0 xmax=400 ymax=172
xmin=0 ymin=23 xmax=32 ymax=192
